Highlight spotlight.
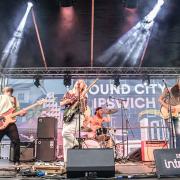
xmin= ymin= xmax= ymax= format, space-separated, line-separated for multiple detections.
xmin=113 ymin=76 xmax=120 ymax=87
xmin=64 ymin=74 xmax=72 ymax=87
xmin=59 ymin=0 xmax=76 ymax=7
xmin=1 ymin=2 xmax=33 ymax=68
xmin=34 ymin=76 xmax=41 ymax=87
xmin=98 ymin=0 xmax=165 ymax=67
xmin=123 ymin=0 xmax=138 ymax=9
xmin=142 ymin=75 xmax=150 ymax=86
xmin=27 ymin=2 xmax=33 ymax=8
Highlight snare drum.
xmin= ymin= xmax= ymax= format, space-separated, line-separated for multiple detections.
xmin=82 ymin=139 xmax=100 ymax=148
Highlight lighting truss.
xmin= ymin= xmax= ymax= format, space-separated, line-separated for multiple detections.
xmin=0 ymin=67 xmax=179 ymax=79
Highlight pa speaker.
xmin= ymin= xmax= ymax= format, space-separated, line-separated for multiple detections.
xmin=67 ymin=148 xmax=115 ymax=178
xmin=154 ymin=149 xmax=180 ymax=178
xmin=36 ymin=139 xmax=56 ymax=162
xmin=37 ymin=117 xmax=57 ymax=139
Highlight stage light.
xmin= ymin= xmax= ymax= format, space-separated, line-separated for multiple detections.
xmin=59 ymin=7 xmax=76 ymax=32
xmin=98 ymin=0 xmax=165 ymax=67
xmin=60 ymin=0 xmax=76 ymax=7
xmin=27 ymin=2 xmax=33 ymax=8
xmin=144 ymin=0 xmax=164 ymax=23
xmin=142 ymin=75 xmax=150 ymax=86
xmin=64 ymin=74 xmax=72 ymax=87
xmin=113 ymin=76 xmax=120 ymax=87
xmin=123 ymin=0 xmax=138 ymax=9
xmin=34 ymin=76 xmax=41 ymax=87
xmin=1 ymin=2 xmax=33 ymax=68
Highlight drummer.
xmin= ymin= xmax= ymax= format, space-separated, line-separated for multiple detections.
xmin=84 ymin=107 xmax=111 ymax=138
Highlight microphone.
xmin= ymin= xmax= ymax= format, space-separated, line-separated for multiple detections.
xmin=162 ymin=79 xmax=168 ymax=89
xmin=109 ymin=96 xmax=127 ymax=101
xmin=162 ymin=79 xmax=167 ymax=83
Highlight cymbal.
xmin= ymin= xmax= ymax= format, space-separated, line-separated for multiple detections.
xmin=81 ymin=127 xmax=93 ymax=132
xmin=102 ymin=108 xmax=118 ymax=114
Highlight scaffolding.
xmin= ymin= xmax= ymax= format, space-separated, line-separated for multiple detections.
xmin=0 ymin=67 xmax=180 ymax=79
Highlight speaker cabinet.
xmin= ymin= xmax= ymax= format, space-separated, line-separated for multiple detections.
xmin=67 ymin=149 xmax=115 ymax=178
xmin=10 ymin=142 xmax=35 ymax=162
xmin=36 ymin=139 xmax=56 ymax=162
xmin=37 ymin=117 xmax=57 ymax=139
xmin=154 ymin=149 xmax=180 ymax=178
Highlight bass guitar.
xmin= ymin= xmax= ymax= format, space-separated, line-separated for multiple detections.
xmin=0 ymin=99 xmax=46 ymax=130
xmin=63 ymin=78 xmax=98 ymax=123
xmin=160 ymin=104 xmax=180 ymax=119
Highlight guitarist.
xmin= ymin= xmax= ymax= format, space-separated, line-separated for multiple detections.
xmin=0 ymin=87 xmax=26 ymax=165
xmin=159 ymin=79 xmax=180 ymax=148
xmin=60 ymin=80 xmax=88 ymax=163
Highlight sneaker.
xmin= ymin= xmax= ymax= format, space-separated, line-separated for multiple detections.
xmin=14 ymin=162 xmax=20 ymax=166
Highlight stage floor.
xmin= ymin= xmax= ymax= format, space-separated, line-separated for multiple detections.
xmin=0 ymin=159 xmax=179 ymax=179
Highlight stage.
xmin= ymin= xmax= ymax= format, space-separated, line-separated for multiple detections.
xmin=0 ymin=0 xmax=180 ymax=179
xmin=0 ymin=159 xmax=179 ymax=179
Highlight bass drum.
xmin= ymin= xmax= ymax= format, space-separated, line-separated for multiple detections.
xmin=82 ymin=139 xmax=100 ymax=149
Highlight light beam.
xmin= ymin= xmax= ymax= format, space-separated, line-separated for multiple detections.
xmin=1 ymin=2 xmax=33 ymax=68
xmin=98 ymin=0 xmax=164 ymax=67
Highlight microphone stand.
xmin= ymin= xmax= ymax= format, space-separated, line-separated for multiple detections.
xmin=109 ymin=96 xmax=135 ymax=163
xmin=119 ymin=100 xmax=135 ymax=162
xmin=78 ymin=85 xmax=82 ymax=149
xmin=163 ymin=81 xmax=175 ymax=149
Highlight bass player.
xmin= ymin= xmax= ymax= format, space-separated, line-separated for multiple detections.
xmin=60 ymin=80 xmax=88 ymax=163
xmin=159 ymin=79 xmax=180 ymax=148
xmin=0 ymin=87 xmax=26 ymax=165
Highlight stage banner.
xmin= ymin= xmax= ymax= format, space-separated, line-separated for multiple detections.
xmin=5 ymin=78 xmax=176 ymax=153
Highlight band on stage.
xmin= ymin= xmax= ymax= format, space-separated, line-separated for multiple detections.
xmin=0 ymin=78 xmax=180 ymax=165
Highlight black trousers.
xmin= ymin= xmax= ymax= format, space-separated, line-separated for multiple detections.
xmin=0 ymin=123 xmax=20 ymax=162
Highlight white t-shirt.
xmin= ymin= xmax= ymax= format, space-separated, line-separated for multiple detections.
xmin=0 ymin=95 xmax=14 ymax=114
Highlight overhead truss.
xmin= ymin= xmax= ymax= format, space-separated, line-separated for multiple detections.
xmin=0 ymin=67 xmax=180 ymax=79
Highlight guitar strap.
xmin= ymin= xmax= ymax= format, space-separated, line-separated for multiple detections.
xmin=12 ymin=96 xmax=18 ymax=109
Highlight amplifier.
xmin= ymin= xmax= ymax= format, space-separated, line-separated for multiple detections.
xmin=10 ymin=142 xmax=35 ymax=162
xmin=141 ymin=140 xmax=168 ymax=161
xmin=36 ymin=139 xmax=56 ymax=162
xmin=0 ymin=141 xmax=10 ymax=159
xmin=37 ymin=117 xmax=57 ymax=139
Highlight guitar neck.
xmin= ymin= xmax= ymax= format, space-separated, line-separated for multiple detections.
xmin=83 ymin=78 xmax=98 ymax=96
xmin=10 ymin=102 xmax=40 ymax=118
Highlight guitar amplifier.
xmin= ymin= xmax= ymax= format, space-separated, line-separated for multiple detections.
xmin=37 ymin=117 xmax=57 ymax=139
xmin=10 ymin=142 xmax=35 ymax=162
xmin=141 ymin=140 xmax=168 ymax=161
xmin=0 ymin=141 xmax=11 ymax=159
xmin=36 ymin=139 xmax=56 ymax=162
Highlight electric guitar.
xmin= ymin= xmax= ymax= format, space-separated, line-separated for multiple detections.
xmin=63 ymin=78 xmax=98 ymax=123
xmin=160 ymin=104 xmax=180 ymax=119
xmin=0 ymin=99 xmax=46 ymax=130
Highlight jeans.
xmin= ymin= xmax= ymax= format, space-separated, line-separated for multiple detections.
xmin=173 ymin=117 xmax=180 ymax=148
xmin=0 ymin=123 xmax=20 ymax=162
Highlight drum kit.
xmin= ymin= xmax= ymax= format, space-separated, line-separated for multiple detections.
xmin=81 ymin=108 xmax=118 ymax=150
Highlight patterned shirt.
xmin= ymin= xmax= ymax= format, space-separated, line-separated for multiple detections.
xmin=161 ymin=86 xmax=180 ymax=106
